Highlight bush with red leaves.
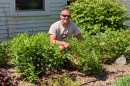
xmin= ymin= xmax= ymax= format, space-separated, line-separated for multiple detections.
xmin=0 ymin=68 xmax=18 ymax=86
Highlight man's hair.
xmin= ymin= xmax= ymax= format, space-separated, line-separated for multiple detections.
xmin=61 ymin=8 xmax=71 ymax=13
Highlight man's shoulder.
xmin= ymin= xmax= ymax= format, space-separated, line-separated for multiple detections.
xmin=51 ymin=20 xmax=60 ymax=26
xmin=69 ymin=21 xmax=77 ymax=27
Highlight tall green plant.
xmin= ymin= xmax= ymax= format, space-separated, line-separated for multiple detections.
xmin=10 ymin=32 xmax=64 ymax=83
xmin=68 ymin=0 xmax=130 ymax=35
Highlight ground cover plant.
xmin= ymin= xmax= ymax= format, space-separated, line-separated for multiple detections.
xmin=41 ymin=73 xmax=81 ymax=86
xmin=115 ymin=74 xmax=130 ymax=86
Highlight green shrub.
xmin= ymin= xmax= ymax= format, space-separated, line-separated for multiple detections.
xmin=10 ymin=32 xmax=64 ymax=83
xmin=67 ymin=36 xmax=103 ymax=75
xmin=115 ymin=74 xmax=130 ymax=86
xmin=120 ymin=29 xmax=130 ymax=62
xmin=124 ymin=45 xmax=130 ymax=60
xmin=41 ymin=73 xmax=81 ymax=86
xmin=68 ymin=0 xmax=130 ymax=35
xmin=97 ymin=30 xmax=129 ymax=63
xmin=66 ymin=30 xmax=129 ymax=74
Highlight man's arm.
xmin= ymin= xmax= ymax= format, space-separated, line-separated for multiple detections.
xmin=76 ymin=33 xmax=83 ymax=40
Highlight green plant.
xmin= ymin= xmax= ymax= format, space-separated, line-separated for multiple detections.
xmin=65 ymin=29 xmax=129 ymax=74
xmin=0 ymin=43 xmax=8 ymax=67
xmin=40 ymin=73 xmax=81 ymax=86
xmin=67 ymin=36 xmax=103 ymax=75
xmin=68 ymin=0 xmax=130 ymax=35
xmin=115 ymin=74 xmax=130 ymax=86
xmin=98 ymin=30 xmax=129 ymax=63
xmin=124 ymin=45 xmax=130 ymax=65
xmin=10 ymin=32 xmax=65 ymax=83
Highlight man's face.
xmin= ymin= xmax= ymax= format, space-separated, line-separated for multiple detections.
xmin=60 ymin=10 xmax=71 ymax=25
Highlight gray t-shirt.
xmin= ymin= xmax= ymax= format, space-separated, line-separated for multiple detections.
xmin=48 ymin=20 xmax=81 ymax=40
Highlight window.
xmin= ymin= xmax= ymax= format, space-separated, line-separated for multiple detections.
xmin=10 ymin=0 xmax=50 ymax=16
xmin=16 ymin=0 xmax=45 ymax=11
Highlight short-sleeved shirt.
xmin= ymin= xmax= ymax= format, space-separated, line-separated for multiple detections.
xmin=48 ymin=20 xmax=81 ymax=41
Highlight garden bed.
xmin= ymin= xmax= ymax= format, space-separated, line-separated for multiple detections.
xmin=7 ymin=63 xmax=130 ymax=86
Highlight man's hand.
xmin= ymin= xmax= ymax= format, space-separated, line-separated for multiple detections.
xmin=59 ymin=41 xmax=70 ymax=51
xmin=62 ymin=41 xmax=70 ymax=49
xmin=49 ymin=34 xmax=70 ymax=51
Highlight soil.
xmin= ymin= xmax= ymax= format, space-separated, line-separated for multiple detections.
xmin=7 ymin=63 xmax=130 ymax=86
xmin=66 ymin=64 xmax=130 ymax=86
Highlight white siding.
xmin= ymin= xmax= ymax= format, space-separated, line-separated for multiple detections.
xmin=125 ymin=0 xmax=130 ymax=27
xmin=0 ymin=0 xmax=67 ymax=42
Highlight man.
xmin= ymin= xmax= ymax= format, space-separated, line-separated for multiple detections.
xmin=48 ymin=8 xmax=83 ymax=51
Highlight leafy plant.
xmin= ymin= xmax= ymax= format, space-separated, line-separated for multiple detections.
xmin=124 ymin=45 xmax=130 ymax=63
xmin=66 ymin=29 xmax=129 ymax=74
xmin=97 ymin=30 xmax=129 ymax=63
xmin=68 ymin=0 xmax=130 ymax=35
xmin=67 ymin=37 xmax=103 ymax=75
xmin=10 ymin=32 xmax=65 ymax=83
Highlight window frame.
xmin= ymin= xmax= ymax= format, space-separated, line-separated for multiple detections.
xmin=10 ymin=0 xmax=50 ymax=16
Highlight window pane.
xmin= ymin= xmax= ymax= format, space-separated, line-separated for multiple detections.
xmin=16 ymin=0 xmax=45 ymax=11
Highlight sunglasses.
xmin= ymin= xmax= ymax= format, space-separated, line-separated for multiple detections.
xmin=61 ymin=14 xmax=71 ymax=18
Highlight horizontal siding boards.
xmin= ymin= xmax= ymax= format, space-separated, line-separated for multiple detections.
xmin=0 ymin=0 xmax=67 ymax=41
xmin=0 ymin=3 xmax=9 ymax=8
xmin=125 ymin=21 xmax=130 ymax=26
xmin=119 ymin=0 xmax=130 ymax=28
xmin=0 ymin=1 xmax=10 ymax=17
xmin=0 ymin=27 xmax=49 ymax=42
xmin=0 ymin=0 xmax=63 ymax=41
xmin=50 ymin=3 xmax=63 ymax=7
xmin=50 ymin=0 xmax=67 ymax=14
xmin=125 ymin=0 xmax=130 ymax=28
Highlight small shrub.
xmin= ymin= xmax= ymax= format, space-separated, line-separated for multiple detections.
xmin=124 ymin=45 xmax=130 ymax=63
xmin=10 ymin=32 xmax=65 ymax=83
xmin=66 ymin=30 xmax=129 ymax=74
xmin=67 ymin=37 xmax=103 ymax=75
xmin=98 ymin=30 xmax=129 ymax=63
